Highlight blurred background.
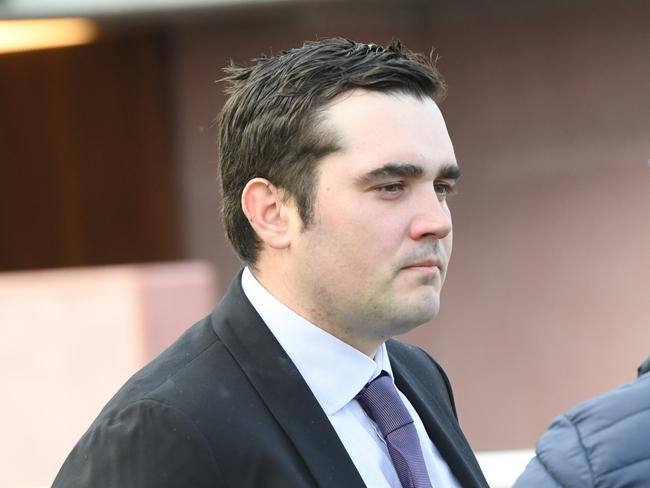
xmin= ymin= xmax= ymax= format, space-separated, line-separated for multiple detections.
xmin=1 ymin=0 xmax=649 ymax=486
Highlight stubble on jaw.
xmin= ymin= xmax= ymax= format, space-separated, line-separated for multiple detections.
xmin=304 ymin=271 xmax=440 ymax=345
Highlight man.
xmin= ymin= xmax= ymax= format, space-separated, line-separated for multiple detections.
xmin=514 ymin=356 xmax=650 ymax=486
xmin=54 ymin=38 xmax=488 ymax=487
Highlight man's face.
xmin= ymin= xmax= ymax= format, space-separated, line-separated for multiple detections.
xmin=284 ymin=90 xmax=459 ymax=351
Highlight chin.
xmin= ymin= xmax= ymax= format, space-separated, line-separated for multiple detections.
xmin=392 ymin=300 xmax=439 ymax=332
xmin=408 ymin=289 xmax=440 ymax=315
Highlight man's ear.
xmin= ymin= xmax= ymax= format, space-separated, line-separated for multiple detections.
xmin=241 ymin=178 xmax=293 ymax=250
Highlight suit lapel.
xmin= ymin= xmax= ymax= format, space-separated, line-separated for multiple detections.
xmin=211 ymin=274 xmax=365 ymax=488
xmin=389 ymin=343 xmax=489 ymax=488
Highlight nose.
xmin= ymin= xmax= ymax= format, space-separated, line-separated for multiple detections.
xmin=408 ymin=193 xmax=452 ymax=241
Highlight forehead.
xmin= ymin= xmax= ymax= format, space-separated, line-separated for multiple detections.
xmin=317 ymin=90 xmax=457 ymax=178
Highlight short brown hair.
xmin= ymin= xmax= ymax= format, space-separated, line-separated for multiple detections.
xmin=219 ymin=38 xmax=446 ymax=264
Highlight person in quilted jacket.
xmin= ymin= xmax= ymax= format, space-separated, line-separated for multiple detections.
xmin=514 ymin=356 xmax=650 ymax=487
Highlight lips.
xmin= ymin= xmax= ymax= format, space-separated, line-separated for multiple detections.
xmin=402 ymin=256 xmax=443 ymax=271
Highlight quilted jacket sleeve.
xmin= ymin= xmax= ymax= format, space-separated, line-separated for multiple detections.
xmin=515 ymin=368 xmax=650 ymax=488
xmin=514 ymin=456 xmax=563 ymax=487
xmin=513 ymin=415 xmax=594 ymax=487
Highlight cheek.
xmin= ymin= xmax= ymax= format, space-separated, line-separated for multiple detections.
xmin=315 ymin=217 xmax=392 ymax=272
xmin=315 ymin=196 xmax=408 ymax=262
xmin=445 ymin=230 xmax=453 ymax=255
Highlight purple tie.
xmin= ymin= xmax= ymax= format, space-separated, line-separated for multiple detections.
xmin=356 ymin=373 xmax=433 ymax=488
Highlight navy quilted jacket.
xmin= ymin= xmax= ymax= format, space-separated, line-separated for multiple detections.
xmin=514 ymin=357 xmax=650 ymax=487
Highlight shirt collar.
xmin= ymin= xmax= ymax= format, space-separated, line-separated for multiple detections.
xmin=241 ymin=267 xmax=394 ymax=415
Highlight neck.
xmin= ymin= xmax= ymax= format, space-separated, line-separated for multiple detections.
xmin=249 ymin=265 xmax=383 ymax=358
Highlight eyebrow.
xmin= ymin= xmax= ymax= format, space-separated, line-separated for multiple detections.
xmin=439 ymin=164 xmax=462 ymax=181
xmin=355 ymin=162 xmax=461 ymax=186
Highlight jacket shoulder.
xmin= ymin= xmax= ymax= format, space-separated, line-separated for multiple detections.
xmin=53 ymin=398 xmax=225 ymax=487
xmin=54 ymin=316 xmax=236 ymax=486
xmin=95 ymin=315 xmax=225 ymax=418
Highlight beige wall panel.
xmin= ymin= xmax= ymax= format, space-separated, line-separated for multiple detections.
xmin=0 ymin=262 xmax=216 ymax=487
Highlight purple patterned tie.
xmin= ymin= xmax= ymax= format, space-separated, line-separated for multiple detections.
xmin=356 ymin=373 xmax=433 ymax=488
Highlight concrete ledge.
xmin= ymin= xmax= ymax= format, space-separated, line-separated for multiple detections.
xmin=476 ymin=449 xmax=535 ymax=488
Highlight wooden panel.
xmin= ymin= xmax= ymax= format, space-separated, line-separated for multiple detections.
xmin=0 ymin=31 xmax=178 ymax=271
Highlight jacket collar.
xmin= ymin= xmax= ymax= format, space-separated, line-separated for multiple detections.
xmin=388 ymin=341 xmax=489 ymax=488
xmin=211 ymin=271 xmax=366 ymax=487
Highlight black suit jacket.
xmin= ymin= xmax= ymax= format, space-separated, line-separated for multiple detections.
xmin=54 ymin=273 xmax=488 ymax=487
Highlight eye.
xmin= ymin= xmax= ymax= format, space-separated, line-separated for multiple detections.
xmin=375 ymin=182 xmax=405 ymax=199
xmin=434 ymin=182 xmax=457 ymax=199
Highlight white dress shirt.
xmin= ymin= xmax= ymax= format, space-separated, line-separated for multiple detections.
xmin=241 ymin=268 xmax=460 ymax=488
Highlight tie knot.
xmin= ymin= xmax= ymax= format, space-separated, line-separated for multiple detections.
xmin=356 ymin=373 xmax=414 ymax=437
